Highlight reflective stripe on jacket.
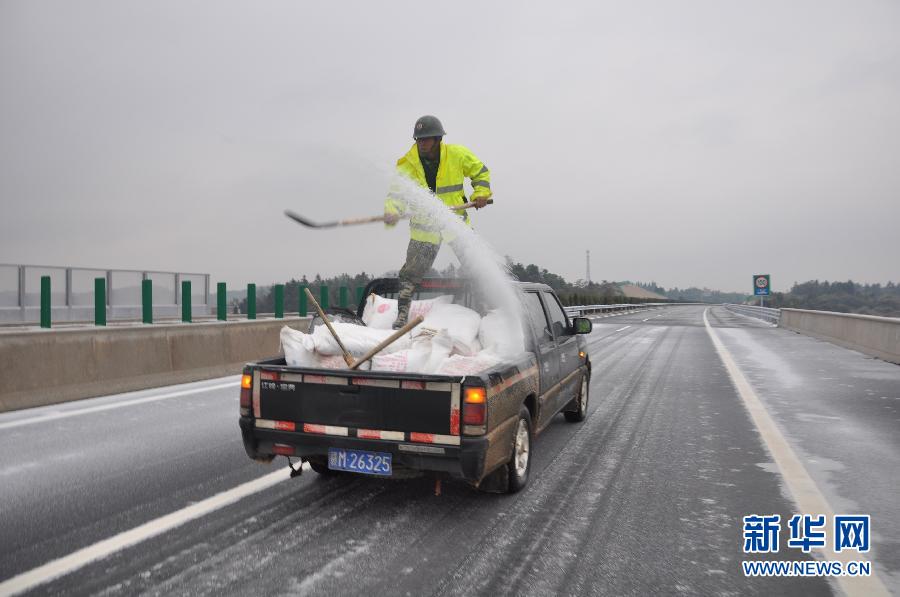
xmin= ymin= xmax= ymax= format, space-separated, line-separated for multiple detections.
xmin=385 ymin=143 xmax=492 ymax=245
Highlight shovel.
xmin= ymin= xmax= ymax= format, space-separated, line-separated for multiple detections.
xmin=285 ymin=199 xmax=493 ymax=230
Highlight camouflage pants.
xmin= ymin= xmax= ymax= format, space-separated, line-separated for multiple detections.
xmin=395 ymin=239 xmax=470 ymax=324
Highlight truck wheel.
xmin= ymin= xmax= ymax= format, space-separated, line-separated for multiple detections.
xmin=564 ymin=373 xmax=589 ymax=423
xmin=507 ymin=407 xmax=532 ymax=493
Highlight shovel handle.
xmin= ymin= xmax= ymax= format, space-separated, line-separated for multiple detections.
xmin=452 ymin=198 xmax=494 ymax=211
xmin=304 ymin=288 xmax=355 ymax=367
xmin=350 ymin=316 xmax=424 ymax=370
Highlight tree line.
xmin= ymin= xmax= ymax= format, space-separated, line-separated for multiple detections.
xmin=766 ymin=280 xmax=900 ymax=317
xmin=236 ymin=265 xmax=898 ymax=317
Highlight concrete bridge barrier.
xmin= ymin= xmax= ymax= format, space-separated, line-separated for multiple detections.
xmin=0 ymin=317 xmax=310 ymax=412
xmin=779 ymin=308 xmax=900 ymax=365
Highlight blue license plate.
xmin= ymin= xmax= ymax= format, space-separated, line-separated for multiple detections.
xmin=328 ymin=448 xmax=392 ymax=476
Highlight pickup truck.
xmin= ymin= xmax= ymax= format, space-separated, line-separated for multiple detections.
xmin=239 ymin=278 xmax=593 ymax=493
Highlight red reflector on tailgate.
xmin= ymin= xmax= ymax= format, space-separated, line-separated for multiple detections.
xmin=273 ymin=444 xmax=294 ymax=456
xmin=410 ymin=432 xmax=435 ymax=444
xmin=274 ymin=421 xmax=296 ymax=431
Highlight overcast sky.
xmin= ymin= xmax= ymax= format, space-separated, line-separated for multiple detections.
xmin=1 ymin=1 xmax=898 ymax=293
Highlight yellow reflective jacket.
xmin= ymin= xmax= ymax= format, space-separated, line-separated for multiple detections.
xmin=385 ymin=143 xmax=492 ymax=245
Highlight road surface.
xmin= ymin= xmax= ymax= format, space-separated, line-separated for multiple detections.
xmin=1 ymin=305 xmax=897 ymax=596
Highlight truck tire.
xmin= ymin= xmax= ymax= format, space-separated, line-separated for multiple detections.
xmin=507 ymin=407 xmax=532 ymax=493
xmin=564 ymin=372 xmax=589 ymax=423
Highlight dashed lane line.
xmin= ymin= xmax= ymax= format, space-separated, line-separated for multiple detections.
xmin=614 ymin=326 xmax=631 ymax=332
xmin=703 ymin=308 xmax=889 ymax=597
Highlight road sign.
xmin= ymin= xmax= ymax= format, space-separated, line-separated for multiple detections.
xmin=754 ymin=274 xmax=771 ymax=296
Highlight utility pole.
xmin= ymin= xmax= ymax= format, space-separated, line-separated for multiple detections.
xmin=586 ymin=250 xmax=591 ymax=284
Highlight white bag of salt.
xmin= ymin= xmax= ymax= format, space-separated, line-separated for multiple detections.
xmin=362 ymin=293 xmax=454 ymax=329
xmin=311 ymin=321 xmax=411 ymax=357
xmin=416 ymin=303 xmax=482 ymax=355
xmin=280 ymin=326 xmax=319 ymax=367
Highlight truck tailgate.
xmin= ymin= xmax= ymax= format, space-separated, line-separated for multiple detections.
xmin=254 ymin=371 xmax=462 ymax=444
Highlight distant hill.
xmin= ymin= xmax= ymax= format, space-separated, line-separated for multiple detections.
xmin=619 ymin=284 xmax=668 ymax=300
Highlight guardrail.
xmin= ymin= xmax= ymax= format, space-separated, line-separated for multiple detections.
xmin=724 ymin=304 xmax=781 ymax=324
xmin=0 ymin=263 xmax=211 ymax=324
xmin=779 ymin=308 xmax=899 ymax=365
xmin=0 ymin=263 xmax=371 ymax=329
xmin=564 ymin=303 xmax=668 ymax=317
xmin=0 ymin=316 xmax=312 ymax=412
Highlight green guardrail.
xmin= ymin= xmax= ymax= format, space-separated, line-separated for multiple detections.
xmin=60 ymin=281 xmax=381 ymax=325
xmin=274 ymin=284 xmax=284 ymax=319
xmin=95 ymin=278 xmax=106 ymax=326
xmin=40 ymin=276 xmax=51 ymax=328
xmin=299 ymin=285 xmax=308 ymax=316
xmin=217 ymin=282 xmax=226 ymax=321
xmin=182 ymin=281 xmax=192 ymax=323
xmin=247 ymin=283 xmax=257 ymax=320
xmin=142 ymin=279 xmax=153 ymax=324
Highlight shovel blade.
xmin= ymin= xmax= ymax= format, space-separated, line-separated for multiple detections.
xmin=284 ymin=210 xmax=336 ymax=229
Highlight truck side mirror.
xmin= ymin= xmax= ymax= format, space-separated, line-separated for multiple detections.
xmin=572 ymin=317 xmax=592 ymax=335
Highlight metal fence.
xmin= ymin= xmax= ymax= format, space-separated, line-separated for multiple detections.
xmin=564 ymin=303 xmax=668 ymax=318
xmin=724 ymin=304 xmax=781 ymax=324
xmin=0 ymin=264 xmax=210 ymax=324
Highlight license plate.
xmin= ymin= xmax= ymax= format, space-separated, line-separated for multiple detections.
xmin=328 ymin=448 xmax=392 ymax=476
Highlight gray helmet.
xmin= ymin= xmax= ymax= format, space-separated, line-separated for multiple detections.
xmin=413 ymin=115 xmax=446 ymax=139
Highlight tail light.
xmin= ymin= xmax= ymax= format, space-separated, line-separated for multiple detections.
xmin=272 ymin=443 xmax=295 ymax=456
xmin=463 ymin=387 xmax=486 ymax=426
xmin=239 ymin=373 xmax=253 ymax=416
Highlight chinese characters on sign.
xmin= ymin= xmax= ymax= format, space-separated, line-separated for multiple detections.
xmin=744 ymin=514 xmax=781 ymax=553
xmin=787 ymin=514 xmax=826 ymax=552
xmin=743 ymin=514 xmax=870 ymax=554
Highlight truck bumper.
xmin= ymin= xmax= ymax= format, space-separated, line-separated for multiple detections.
xmin=240 ymin=417 xmax=488 ymax=482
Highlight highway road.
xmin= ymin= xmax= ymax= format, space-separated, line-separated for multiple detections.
xmin=1 ymin=305 xmax=898 ymax=596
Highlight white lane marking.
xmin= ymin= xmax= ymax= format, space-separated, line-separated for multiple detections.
xmin=641 ymin=317 xmax=651 ymax=322
xmin=703 ymin=308 xmax=889 ymax=597
xmin=0 ymin=466 xmax=293 ymax=596
xmin=614 ymin=326 xmax=631 ymax=332
xmin=0 ymin=379 xmax=240 ymax=431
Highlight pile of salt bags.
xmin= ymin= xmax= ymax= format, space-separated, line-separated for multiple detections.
xmin=361 ymin=293 xmax=453 ymax=329
xmin=280 ymin=294 xmax=526 ymax=376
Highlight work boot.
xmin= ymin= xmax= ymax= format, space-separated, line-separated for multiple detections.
xmin=392 ymin=299 xmax=411 ymax=330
